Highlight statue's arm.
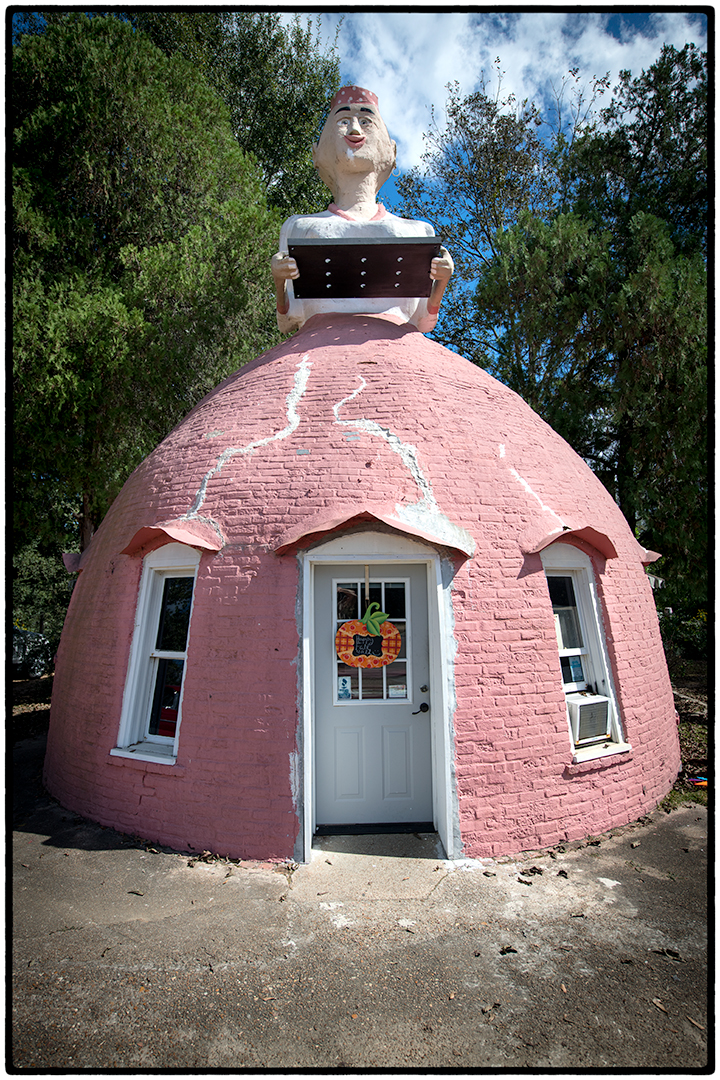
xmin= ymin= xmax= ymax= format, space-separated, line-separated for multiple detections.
xmin=271 ymin=252 xmax=299 ymax=316
xmin=427 ymin=247 xmax=454 ymax=316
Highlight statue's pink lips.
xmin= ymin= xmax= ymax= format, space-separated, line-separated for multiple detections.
xmin=344 ymin=135 xmax=366 ymax=148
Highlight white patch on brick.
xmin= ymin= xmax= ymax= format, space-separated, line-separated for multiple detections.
xmin=184 ymin=356 xmax=313 ymax=519
xmin=333 ymin=376 xmax=476 ymax=555
xmin=289 ymin=750 xmax=300 ymax=811
xmin=499 ymin=444 xmax=506 ymax=458
xmin=508 ymin=466 xmax=567 ymax=528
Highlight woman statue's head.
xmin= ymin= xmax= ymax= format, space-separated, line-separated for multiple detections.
xmin=312 ymin=86 xmax=397 ymax=197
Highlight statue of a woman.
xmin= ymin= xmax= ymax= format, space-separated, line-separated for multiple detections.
xmin=271 ymin=85 xmax=453 ymax=334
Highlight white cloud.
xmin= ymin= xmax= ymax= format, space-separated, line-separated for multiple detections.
xmin=308 ymin=10 xmax=707 ymax=171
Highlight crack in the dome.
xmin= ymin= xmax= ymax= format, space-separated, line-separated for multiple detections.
xmin=183 ymin=356 xmax=313 ymax=520
xmin=506 ymin=457 xmax=567 ymax=528
xmin=333 ymin=375 xmax=475 ymax=555
xmin=332 ymin=375 xmax=437 ymax=509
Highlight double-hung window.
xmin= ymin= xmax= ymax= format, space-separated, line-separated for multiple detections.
xmin=112 ymin=543 xmax=199 ymax=764
xmin=541 ymin=543 xmax=630 ymax=763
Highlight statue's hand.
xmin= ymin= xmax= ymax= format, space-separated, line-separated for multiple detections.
xmin=430 ymin=247 xmax=454 ymax=284
xmin=271 ymin=252 xmax=299 ymax=282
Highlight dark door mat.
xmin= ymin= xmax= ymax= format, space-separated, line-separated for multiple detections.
xmin=314 ymin=822 xmax=435 ymax=836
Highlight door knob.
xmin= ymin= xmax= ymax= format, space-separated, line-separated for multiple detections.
xmin=412 ymin=702 xmax=429 ymax=714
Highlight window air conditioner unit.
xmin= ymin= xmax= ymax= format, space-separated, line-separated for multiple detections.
xmin=566 ymin=693 xmax=612 ymax=746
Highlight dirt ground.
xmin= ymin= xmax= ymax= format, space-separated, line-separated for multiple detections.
xmin=10 ymin=670 xmax=710 ymax=1071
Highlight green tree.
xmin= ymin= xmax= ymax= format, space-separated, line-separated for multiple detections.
xmin=395 ymin=68 xmax=607 ymax=361
xmin=568 ymin=43 xmax=707 ymax=256
xmin=604 ymin=214 xmax=707 ymax=608
xmin=471 ymin=213 xmax=611 ymax=412
xmin=470 ymin=211 xmax=707 ymax=609
xmin=397 ymin=48 xmax=707 ymax=607
xmin=126 ymin=10 xmax=341 ymax=215
xmin=565 ymin=45 xmax=708 ymax=607
xmin=13 ymin=13 xmax=281 ymax=558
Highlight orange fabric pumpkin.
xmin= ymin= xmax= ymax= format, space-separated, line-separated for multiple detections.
xmin=335 ymin=602 xmax=402 ymax=669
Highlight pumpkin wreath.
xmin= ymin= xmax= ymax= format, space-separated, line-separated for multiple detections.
xmin=335 ymin=601 xmax=402 ymax=669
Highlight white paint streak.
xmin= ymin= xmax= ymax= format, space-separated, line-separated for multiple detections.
xmin=184 ymin=356 xmax=313 ymax=519
xmin=334 ymin=377 xmax=435 ymax=503
xmin=499 ymin=443 xmax=506 ymax=458
xmin=508 ymin=466 xmax=567 ymax=528
xmin=333 ymin=376 xmax=476 ymax=554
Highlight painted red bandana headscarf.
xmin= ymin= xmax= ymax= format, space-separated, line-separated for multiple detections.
xmin=328 ymin=85 xmax=379 ymax=111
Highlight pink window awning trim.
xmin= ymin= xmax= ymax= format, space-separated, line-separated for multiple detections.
xmin=273 ymin=504 xmax=474 ymax=558
xmin=120 ymin=519 xmax=224 ymax=557
xmin=521 ymin=525 xmax=619 ymax=560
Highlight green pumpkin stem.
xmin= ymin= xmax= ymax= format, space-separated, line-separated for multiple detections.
xmin=361 ymin=601 xmax=388 ymax=637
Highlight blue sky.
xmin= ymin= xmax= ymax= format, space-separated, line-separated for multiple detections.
xmin=296 ymin=8 xmax=708 ymax=202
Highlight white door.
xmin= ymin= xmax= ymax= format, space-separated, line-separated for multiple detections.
xmin=314 ymin=563 xmax=433 ymax=826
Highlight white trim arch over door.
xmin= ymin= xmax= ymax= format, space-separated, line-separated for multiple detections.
xmin=299 ymin=530 xmax=460 ymax=863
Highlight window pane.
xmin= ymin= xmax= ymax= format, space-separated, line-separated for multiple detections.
xmin=361 ymin=667 xmax=384 ymax=699
xmin=560 ymin=655 xmax=585 ymax=684
xmin=555 ymin=608 xmax=583 ymax=650
xmin=336 ymin=663 xmax=359 ymax=700
xmin=366 ymin=584 xmax=382 ymax=613
xmin=148 ymin=658 xmax=184 ymax=736
xmin=386 ymin=662 xmax=407 ymax=698
xmin=156 ymin=577 xmax=194 ymax=651
xmin=547 ymin=576 xmax=575 ymax=609
xmin=384 ymin=583 xmax=406 ymax=619
xmin=337 ymin=584 xmax=359 ymax=621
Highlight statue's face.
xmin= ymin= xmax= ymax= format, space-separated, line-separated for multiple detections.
xmin=312 ymin=101 xmax=397 ymax=196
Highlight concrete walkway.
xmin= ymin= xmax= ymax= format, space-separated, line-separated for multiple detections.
xmin=12 ymin=733 xmax=710 ymax=1071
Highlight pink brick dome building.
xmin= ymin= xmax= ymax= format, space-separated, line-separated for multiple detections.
xmin=44 ymin=311 xmax=680 ymax=861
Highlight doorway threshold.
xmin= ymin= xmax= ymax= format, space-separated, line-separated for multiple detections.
xmin=314 ymin=821 xmax=435 ymax=836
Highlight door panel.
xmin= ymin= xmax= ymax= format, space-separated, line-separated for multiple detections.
xmin=383 ymin=725 xmax=412 ymax=798
xmin=314 ymin=563 xmax=432 ymax=825
xmin=335 ymin=728 xmax=363 ymax=800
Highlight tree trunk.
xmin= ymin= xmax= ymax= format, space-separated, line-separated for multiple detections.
xmin=79 ymin=491 xmax=95 ymax=552
xmin=616 ymin=409 xmax=636 ymax=537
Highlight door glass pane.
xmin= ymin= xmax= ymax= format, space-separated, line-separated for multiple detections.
xmin=148 ymin=658 xmax=184 ymax=736
xmin=361 ymin=667 xmax=384 ymax=699
xmin=384 ymin=583 xmax=406 ymax=619
xmin=365 ymin=583 xmax=382 ymax=614
xmin=156 ymin=577 xmax=194 ymax=651
xmin=386 ymin=661 xmax=407 ymax=698
xmin=337 ymin=584 xmax=359 ymax=621
xmin=337 ymin=663 xmax=359 ymax=700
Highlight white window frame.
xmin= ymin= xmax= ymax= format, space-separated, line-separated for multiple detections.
xmin=541 ymin=543 xmax=631 ymax=764
xmin=111 ymin=543 xmax=200 ymax=765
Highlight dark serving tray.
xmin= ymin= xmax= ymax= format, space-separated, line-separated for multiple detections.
xmin=287 ymin=236 xmax=444 ymax=298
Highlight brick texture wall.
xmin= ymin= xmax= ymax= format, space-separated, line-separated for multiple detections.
xmin=44 ymin=313 xmax=680 ymax=860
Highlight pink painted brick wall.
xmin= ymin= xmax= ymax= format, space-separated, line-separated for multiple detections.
xmin=45 ymin=314 xmax=680 ymax=860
